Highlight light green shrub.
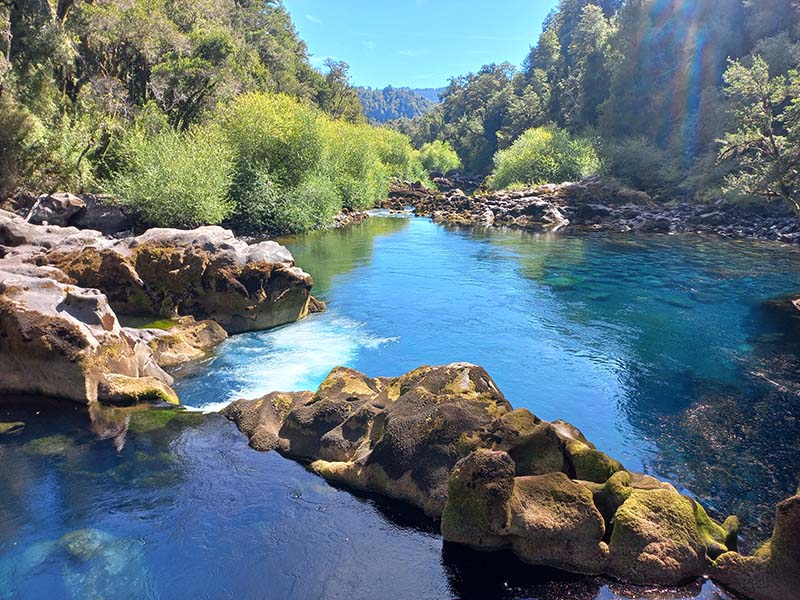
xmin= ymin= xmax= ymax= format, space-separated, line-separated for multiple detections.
xmin=320 ymin=120 xmax=390 ymax=210
xmin=219 ymin=93 xmax=323 ymax=189
xmin=107 ymin=125 xmax=234 ymax=227
xmin=233 ymin=171 xmax=341 ymax=233
xmin=419 ymin=140 xmax=461 ymax=174
xmin=371 ymin=126 xmax=428 ymax=183
xmin=490 ymin=127 xmax=600 ymax=190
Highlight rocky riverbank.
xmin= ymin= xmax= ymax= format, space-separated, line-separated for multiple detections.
xmin=0 ymin=210 xmax=322 ymax=405
xmin=385 ymin=178 xmax=800 ymax=243
xmin=223 ymin=363 xmax=798 ymax=600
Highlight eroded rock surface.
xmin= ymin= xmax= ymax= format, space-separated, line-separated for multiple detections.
xmin=0 ymin=269 xmax=176 ymax=404
xmin=0 ymin=210 xmax=320 ymax=404
xmin=224 ymin=363 xmax=748 ymax=587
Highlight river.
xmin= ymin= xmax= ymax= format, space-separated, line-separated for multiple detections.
xmin=2 ymin=213 xmax=799 ymax=599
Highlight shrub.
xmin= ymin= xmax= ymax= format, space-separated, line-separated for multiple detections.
xmin=419 ymin=140 xmax=461 ymax=174
xmin=600 ymin=136 xmax=683 ymax=195
xmin=107 ymin=125 xmax=234 ymax=227
xmin=218 ymin=93 xmax=323 ymax=189
xmin=233 ymin=171 xmax=341 ymax=233
xmin=0 ymin=96 xmax=40 ymax=197
xmin=320 ymin=120 xmax=390 ymax=210
xmin=371 ymin=126 xmax=428 ymax=183
xmin=490 ymin=127 xmax=600 ymax=190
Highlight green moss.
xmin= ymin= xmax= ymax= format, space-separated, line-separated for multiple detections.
xmin=694 ymin=501 xmax=737 ymax=557
xmin=24 ymin=434 xmax=72 ymax=456
xmin=568 ymin=440 xmax=625 ymax=483
xmin=128 ymin=408 xmax=204 ymax=434
xmin=138 ymin=319 xmax=178 ymax=331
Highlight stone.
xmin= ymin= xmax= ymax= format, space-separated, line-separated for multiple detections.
xmin=28 ymin=193 xmax=86 ymax=227
xmin=507 ymin=472 xmax=608 ymax=574
xmin=48 ymin=225 xmax=314 ymax=334
xmin=440 ymin=449 xmax=516 ymax=549
xmin=711 ymin=490 xmax=800 ymax=600
xmin=0 ymin=268 xmax=175 ymax=404
xmin=125 ymin=317 xmax=228 ymax=368
xmin=0 ymin=211 xmax=319 ymax=335
xmin=226 ymin=363 xmax=738 ymax=586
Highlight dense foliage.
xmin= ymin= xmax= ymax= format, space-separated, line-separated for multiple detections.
xmin=105 ymin=92 xmax=426 ymax=232
xmin=0 ymin=0 xmax=439 ymax=232
xmin=395 ymin=0 xmax=800 ymax=208
xmin=419 ymin=141 xmax=462 ymax=174
xmin=357 ymin=86 xmax=437 ymax=123
xmin=491 ymin=127 xmax=600 ymax=190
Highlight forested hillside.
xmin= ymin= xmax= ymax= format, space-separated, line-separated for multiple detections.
xmin=357 ymin=86 xmax=437 ymax=123
xmin=0 ymin=0 xmax=439 ymax=233
xmin=397 ymin=0 xmax=800 ymax=206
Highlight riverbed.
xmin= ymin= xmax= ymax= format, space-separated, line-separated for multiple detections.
xmin=2 ymin=214 xmax=800 ymax=599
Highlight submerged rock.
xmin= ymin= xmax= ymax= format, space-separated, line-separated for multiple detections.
xmin=224 ymin=363 xmax=742 ymax=587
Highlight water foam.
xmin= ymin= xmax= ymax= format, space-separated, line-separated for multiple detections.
xmin=177 ymin=311 xmax=397 ymax=413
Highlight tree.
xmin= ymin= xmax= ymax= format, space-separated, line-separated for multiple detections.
xmin=316 ymin=60 xmax=365 ymax=123
xmin=718 ymin=57 xmax=800 ymax=212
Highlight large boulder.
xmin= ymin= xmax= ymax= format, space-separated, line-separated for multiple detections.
xmin=27 ymin=193 xmax=86 ymax=227
xmin=0 ymin=269 xmax=176 ymax=404
xmin=225 ymin=363 xmax=738 ymax=585
xmin=47 ymin=226 xmax=314 ymax=333
xmin=712 ymin=489 xmax=800 ymax=600
xmin=0 ymin=211 xmax=318 ymax=334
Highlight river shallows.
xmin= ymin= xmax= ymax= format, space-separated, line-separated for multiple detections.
xmin=2 ymin=214 xmax=799 ymax=599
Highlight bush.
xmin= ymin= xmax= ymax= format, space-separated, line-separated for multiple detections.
xmin=107 ymin=125 xmax=234 ymax=227
xmin=233 ymin=171 xmax=341 ymax=233
xmin=371 ymin=126 xmax=428 ymax=183
xmin=490 ymin=127 xmax=600 ymax=190
xmin=320 ymin=120 xmax=390 ymax=210
xmin=0 ymin=96 xmax=39 ymax=197
xmin=218 ymin=93 xmax=323 ymax=189
xmin=419 ymin=140 xmax=461 ymax=174
xmin=600 ymin=136 xmax=683 ymax=195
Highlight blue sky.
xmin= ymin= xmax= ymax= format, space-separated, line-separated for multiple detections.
xmin=283 ymin=0 xmax=559 ymax=89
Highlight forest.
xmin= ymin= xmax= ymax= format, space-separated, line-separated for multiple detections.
xmin=356 ymin=86 xmax=437 ymax=123
xmin=1 ymin=0 xmax=799 ymax=231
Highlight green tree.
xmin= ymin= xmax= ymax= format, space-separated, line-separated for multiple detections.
xmin=718 ymin=57 xmax=800 ymax=212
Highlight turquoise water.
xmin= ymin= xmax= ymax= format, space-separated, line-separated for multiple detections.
xmin=2 ymin=214 xmax=800 ymax=598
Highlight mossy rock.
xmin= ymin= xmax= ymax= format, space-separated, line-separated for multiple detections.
xmin=24 ymin=434 xmax=73 ymax=456
xmin=128 ymin=408 xmax=204 ymax=434
xmin=441 ymin=449 xmax=516 ymax=549
xmin=507 ymin=472 xmax=608 ymax=574
xmin=608 ymin=487 xmax=719 ymax=585
xmin=98 ymin=374 xmax=179 ymax=406
xmin=711 ymin=492 xmax=800 ymax=600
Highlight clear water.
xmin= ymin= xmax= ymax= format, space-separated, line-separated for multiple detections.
xmin=3 ymin=214 xmax=800 ymax=599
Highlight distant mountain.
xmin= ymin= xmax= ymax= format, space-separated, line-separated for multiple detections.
xmin=411 ymin=88 xmax=445 ymax=103
xmin=357 ymin=86 xmax=443 ymax=123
